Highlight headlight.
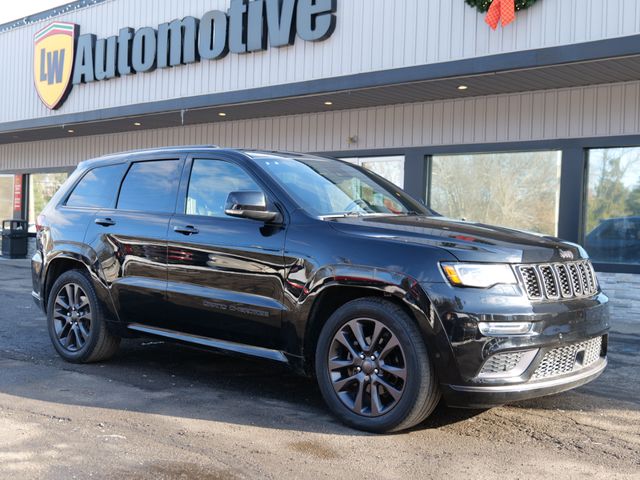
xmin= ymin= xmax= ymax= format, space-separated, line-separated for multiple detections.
xmin=441 ymin=263 xmax=517 ymax=288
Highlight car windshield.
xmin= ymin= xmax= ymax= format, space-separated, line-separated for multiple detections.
xmin=253 ymin=155 xmax=430 ymax=217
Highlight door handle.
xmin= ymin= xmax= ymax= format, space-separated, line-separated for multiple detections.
xmin=95 ymin=217 xmax=116 ymax=227
xmin=173 ymin=225 xmax=199 ymax=235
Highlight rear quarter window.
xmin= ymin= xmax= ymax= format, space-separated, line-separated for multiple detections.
xmin=66 ymin=164 xmax=127 ymax=209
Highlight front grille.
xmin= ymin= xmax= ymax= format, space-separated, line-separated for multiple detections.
xmin=516 ymin=260 xmax=598 ymax=301
xmin=531 ymin=336 xmax=604 ymax=380
xmin=519 ymin=266 xmax=542 ymax=299
xmin=539 ymin=265 xmax=559 ymax=299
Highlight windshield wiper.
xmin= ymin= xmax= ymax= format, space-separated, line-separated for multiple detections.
xmin=320 ymin=212 xmax=366 ymax=219
xmin=320 ymin=212 xmax=399 ymax=220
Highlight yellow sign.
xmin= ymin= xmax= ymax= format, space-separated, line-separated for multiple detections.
xmin=33 ymin=22 xmax=77 ymax=110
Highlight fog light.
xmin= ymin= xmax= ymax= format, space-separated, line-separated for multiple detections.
xmin=478 ymin=322 xmax=533 ymax=336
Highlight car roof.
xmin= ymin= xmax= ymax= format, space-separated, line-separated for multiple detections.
xmin=77 ymin=146 xmax=332 ymax=169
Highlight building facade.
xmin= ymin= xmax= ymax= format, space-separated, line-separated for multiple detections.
xmin=0 ymin=0 xmax=638 ymax=314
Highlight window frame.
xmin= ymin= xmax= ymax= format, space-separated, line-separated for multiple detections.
xmin=426 ymin=150 xmax=563 ymax=237
xmin=583 ymin=147 xmax=640 ymax=271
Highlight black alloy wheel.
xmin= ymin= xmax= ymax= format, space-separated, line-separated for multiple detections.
xmin=328 ymin=318 xmax=407 ymax=417
xmin=47 ymin=269 xmax=121 ymax=363
xmin=315 ymin=298 xmax=440 ymax=433
xmin=53 ymin=283 xmax=92 ymax=352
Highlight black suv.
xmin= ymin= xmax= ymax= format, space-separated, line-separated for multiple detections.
xmin=32 ymin=147 xmax=609 ymax=432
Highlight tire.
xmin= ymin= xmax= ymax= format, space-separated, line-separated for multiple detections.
xmin=315 ymin=298 xmax=440 ymax=433
xmin=47 ymin=269 xmax=120 ymax=363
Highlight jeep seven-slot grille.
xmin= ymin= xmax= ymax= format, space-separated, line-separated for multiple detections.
xmin=516 ymin=260 xmax=598 ymax=301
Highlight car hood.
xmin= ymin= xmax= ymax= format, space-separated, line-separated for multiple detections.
xmin=327 ymin=215 xmax=586 ymax=264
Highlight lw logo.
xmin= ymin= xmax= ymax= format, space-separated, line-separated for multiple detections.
xmin=33 ymin=22 xmax=77 ymax=110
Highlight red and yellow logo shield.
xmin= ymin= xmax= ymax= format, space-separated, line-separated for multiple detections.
xmin=33 ymin=22 xmax=77 ymax=110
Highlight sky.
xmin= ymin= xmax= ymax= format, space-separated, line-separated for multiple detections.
xmin=0 ymin=1 xmax=69 ymax=24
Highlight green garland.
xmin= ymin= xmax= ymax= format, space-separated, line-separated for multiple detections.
xmin=465 ymin=0 xmax=539 ymax=13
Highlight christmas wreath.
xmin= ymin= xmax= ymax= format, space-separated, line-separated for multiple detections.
xmin=465 ymin=0 xmax=539 ymax=13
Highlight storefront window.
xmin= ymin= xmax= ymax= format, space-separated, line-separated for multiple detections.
xmin=429 ymin=151 xmax=562 ymax=236
xmin=28 ymin=172 xmax=69 ymax=232
xmin=585 ymin=148 xmax=640 ymax=264
xmin=340 ymin=156 xmax=405 ymax=188
xmin=0 ymin=175 xmax=14 ymax=221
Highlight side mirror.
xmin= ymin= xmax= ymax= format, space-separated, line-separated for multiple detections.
xmin=224 ymin=191 xmax=282 ymax=224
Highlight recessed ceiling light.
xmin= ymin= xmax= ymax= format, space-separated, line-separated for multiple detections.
xmin=458 ymin=85 xmax=469 ymax=91
xmin=218 ymin=112 xmax=227 ymax=117
xmin=133 ymin=122 xmax=142 ymax=126
xmin=67 ymin=129 xmax=75 ymax=133
xmin=324 ymin=101 xmax=333 ymax=106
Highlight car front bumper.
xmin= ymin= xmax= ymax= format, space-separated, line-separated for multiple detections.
xmin=442 ymin=357 xmax=607 ymax=408
xmin=420 ymin=282 xmax=610 ymax=408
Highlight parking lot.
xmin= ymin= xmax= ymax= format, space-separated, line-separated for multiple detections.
xmin=0 ymin=257 xmax=638 ymax=479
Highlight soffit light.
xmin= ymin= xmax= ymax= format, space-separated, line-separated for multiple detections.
xmin=458 ymin=85 xmax=469 ymax=91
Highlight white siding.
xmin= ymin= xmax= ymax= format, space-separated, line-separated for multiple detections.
xmin=3 ymin=80 xmax=640 ymax=171
xmin=2 ymin=0 xmax=640 ymax=123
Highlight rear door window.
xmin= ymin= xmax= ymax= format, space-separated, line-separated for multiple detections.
xmin=66 ymin=164 xmax=127 ymax=208
xmin=117 ymin=160 xmax=182 ymax=213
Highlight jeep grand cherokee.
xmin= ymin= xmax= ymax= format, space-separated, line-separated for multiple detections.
xmin=31 ymin=147 xmax=609 ymax=432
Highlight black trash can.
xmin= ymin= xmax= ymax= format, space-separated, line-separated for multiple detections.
xmin=1 ymin=220 xmax=28 ymax=259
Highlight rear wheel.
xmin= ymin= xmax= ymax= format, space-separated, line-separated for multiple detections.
xmin=315 ymin=298 xmax=440 ymax=433
xmin=47 ymin=269 xmax=120 ymax=363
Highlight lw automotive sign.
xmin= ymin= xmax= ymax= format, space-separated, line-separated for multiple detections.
xmin=33 ymin=0 xmax=337 ymax=110
xmin=33 ymin=22 xmax=77 ymax=109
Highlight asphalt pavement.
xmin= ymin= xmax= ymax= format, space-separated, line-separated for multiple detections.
xmin=0 ymin=257 xmax=638 ymax=479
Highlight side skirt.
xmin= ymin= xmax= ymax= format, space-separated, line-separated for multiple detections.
xmin=127 ymin=323 xmax=289 ymax=363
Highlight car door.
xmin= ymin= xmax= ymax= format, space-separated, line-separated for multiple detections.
xmin=84 ymin=157 xmax=184 ymax=325
xmin=166 ymin=155 xmax=287 ymax=348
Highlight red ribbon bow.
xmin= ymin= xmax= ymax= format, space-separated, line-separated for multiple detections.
xmin=485 ymin=0 xmax=516 ymax=30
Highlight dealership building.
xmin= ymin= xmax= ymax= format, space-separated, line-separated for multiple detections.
xmin=0 ymin=0 xmax=638 ymax=315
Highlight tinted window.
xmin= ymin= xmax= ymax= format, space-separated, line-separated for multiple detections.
xmin=118 ymin=160 xmax=182 ymax=213
xmin=186 ymin=159 xmax=261 ymax=218
xmin=255 ymin=156 xmax=422 ymax=216
xmin=66 ymin=164 xmax=127 ymax=208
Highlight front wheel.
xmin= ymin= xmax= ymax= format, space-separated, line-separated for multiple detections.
xmin=47 ymin=269 xmax=120 ymax=363
xmin=315 ymin=298 xmax=440 ymax=433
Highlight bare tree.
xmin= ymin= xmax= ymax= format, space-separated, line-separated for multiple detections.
xmin=430 ymin=152 xmax=561 ymax=235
